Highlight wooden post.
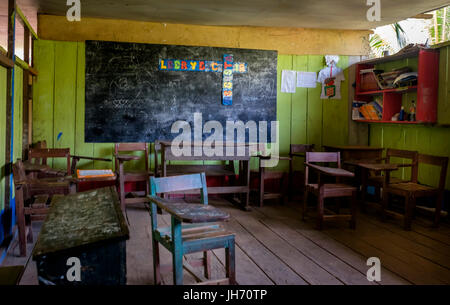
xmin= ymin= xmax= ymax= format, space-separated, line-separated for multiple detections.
xmin=22 ymin=26 xmax=30 ymax=159
xmin=4 ymin=0 xmax=15 ymax=209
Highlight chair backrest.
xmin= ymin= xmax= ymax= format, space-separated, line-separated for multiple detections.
xmin=12 ymin=160 xmax=30 ymax=200
xmin=304 ymin=152 xmax=341 ymax=184
xmin=28 ymin=140 xmax=47 ymax=164
xmin=153 ymin=140 xmax=162 ymax=176
xmin=114 ymin=143 xmax=149 ymax=172
xmin=418 ymin=154 xmax=449 ymax=191
xmin=12 ymin=160 xmax=27 ymax=184
xmin=150 ymin=173 xmax=208 ymax=204
xmin=28 ymin=148 xmax=71 ymax=175
xmin=290 ymin=144 xmax=315 ymax=155
xmin=386 ymin=149 xmax=419 ymax=183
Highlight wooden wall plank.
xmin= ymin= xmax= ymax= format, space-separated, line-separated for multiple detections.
xmin=13 ymin=66 xmax=23 ymax=163
xmin=32 ymin=40 xmax=55 ymax=147
xmin=53 ymin=42 xmax=77 ymax=170
xmin=291 ymin=56 xmax=308 ymax=171
xmin=93 ymin=143 xmax=114 ymax=170
xmin=74 ymin=42 xmax=94 ymax=169
xmin=322 ymin=56 xmax=349 ymax=147
xmin=306 ymin=56 xmax=324 ymax=150
xmin=275 ymin=55 xmax=292 ymax=171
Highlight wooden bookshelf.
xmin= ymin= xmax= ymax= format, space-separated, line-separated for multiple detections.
xmin=354 ymin=48 xmax=439 ymax=124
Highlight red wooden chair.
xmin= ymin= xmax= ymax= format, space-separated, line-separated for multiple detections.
xmin=253 ymin=144 xmax=314 ymax=206
xmin=114 ymin=143 xmax=151 ymax=211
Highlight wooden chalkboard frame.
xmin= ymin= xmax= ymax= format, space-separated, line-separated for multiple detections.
xmin=85 ymin=40 xmax=277 ymax=143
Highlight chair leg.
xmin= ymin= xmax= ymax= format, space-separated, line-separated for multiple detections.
xmin=404 ymin=196 xmax=415 ymax=231
xmin=26 ymin=218 xmax=33 ymax=243
xmin=16 ymin=192 xmax=26 ymax=257
xmin=259 ymin=166 xmax=265 ymax=207
xmin=288 ymin=159 xmax=293 ymax=201
xmin=203 ymin=251 xmax=211 ymax=279
xmin=171 ymin=217 xmax=183 ymax=285
xmin=152 ymin=239 xmax=161 ymax=285
xmin=226 ymin=240 xmax=236 ymax=285
xmin=119 ymin=163 xmax=126 ymax=212
xmin=302 ymin=189 xmax=309 ymax=221
xmin=434 ymin=193 xmax=443 ymax=228
xmin=317 ymin=192 xmax=324 ymax=230
xmin=350 ymin=191 xmax=357 ymax=229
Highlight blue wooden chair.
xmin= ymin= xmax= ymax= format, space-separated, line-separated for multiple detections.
xmin=148 ymin=173 xmax=236 ymax=285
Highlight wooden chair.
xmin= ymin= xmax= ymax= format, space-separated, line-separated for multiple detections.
xmin=28 ymin=147 xmax=72 ymax=177
xmin=303 ymin=152 xmax=357 ymax=230
xmin=382 ymin=153 xmax=448 ymax=230
xmin=363 ymin=149 xmax=418 ymax=202
xmin=148 ymin=173 xmax=236 ymax=285
xmin=288 ymin=144 xmax=315 ymax=198
xmin=12 ymin=160 xmax=73 ymax=256
xmin=114 ymin=143 xmax=151 ymax=211
xmin=253 ymin=144 xmax=314 ymax=206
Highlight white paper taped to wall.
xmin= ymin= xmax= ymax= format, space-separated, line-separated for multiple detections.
xmin=297 ymin=72 xmax=317 ymax=88
xmin=281 ymin=70 xmax=296 ymax=93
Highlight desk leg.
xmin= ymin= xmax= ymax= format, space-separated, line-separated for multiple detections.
xmin=244 ymin=160 xmax=251 ymax=210
xmin=119 ymin=162 xmax=126 ymax=212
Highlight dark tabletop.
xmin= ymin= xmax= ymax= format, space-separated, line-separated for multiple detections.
xmin=32 ymin=187 xmax=129 ymax=258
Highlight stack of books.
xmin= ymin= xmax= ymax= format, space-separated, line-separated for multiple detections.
xmin=374 ymin=67 xmax=412 ymax=89
xmin=358 ymin=100 xmax=383 ymax=120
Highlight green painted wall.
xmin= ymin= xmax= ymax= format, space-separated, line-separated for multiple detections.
xmin=369 ymin=44 xmax=450 ymax=190
xmin=13 ymin=66 xmax=23 ymax=163
xmin=32 ymin=40 xmax=351 ymax=173
xmin=0 ymin=64 xmax=24 ymax=212
xmin=0 ymin=66 xmax=6 ymax=211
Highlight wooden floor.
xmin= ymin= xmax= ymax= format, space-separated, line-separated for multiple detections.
xmin=2 ymin=196 xmax=450 ymax=285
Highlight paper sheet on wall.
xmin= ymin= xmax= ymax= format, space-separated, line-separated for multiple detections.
xmin=281 ymin=70 xmax=296 ymax=93
xmin=296 ymin=71 xmax=317 ymax=88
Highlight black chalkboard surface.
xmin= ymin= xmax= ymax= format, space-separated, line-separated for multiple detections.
xmin=85 ymin=40 xmax=277 ymax=143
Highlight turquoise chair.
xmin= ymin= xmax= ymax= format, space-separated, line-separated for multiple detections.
xmin=148 ymin=173 xmax=236 ymax=285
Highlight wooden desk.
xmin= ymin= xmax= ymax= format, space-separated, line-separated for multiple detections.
xmin=159 ymin=141 xmax=254 ymax=210
xmin=323 ymin=145 xmax=384 ymax=162
xmin=345 ymin=161 xmax=399 ymax=207
xmin=32 ymin=187 xmax=129 ymax=285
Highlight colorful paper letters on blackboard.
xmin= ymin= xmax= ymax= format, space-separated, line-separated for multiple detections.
xmin=159 ymin=56 xmax=248 ymax=106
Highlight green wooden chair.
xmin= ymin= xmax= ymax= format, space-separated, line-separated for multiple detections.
xmin=148 ymin=173 xmax=236 ymax=285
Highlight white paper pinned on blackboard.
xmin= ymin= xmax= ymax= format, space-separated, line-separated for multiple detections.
xmin=297 ymin=72 xmax=317 ymax=88
xmin=281 ymin=70 xmax=296 ymax=93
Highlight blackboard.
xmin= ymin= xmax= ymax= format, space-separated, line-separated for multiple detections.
xmin=85 ymin=40 xmax=277 ymax=143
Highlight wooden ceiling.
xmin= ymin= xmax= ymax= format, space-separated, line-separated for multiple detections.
xmin=35 ymin=0 xmax=448 ymax=30
xmin=0 ymin=0 xmax=448 ymax=51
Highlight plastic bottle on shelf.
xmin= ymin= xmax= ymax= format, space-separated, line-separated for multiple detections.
xmin=399 ymin=106 xmax=405 ymax=121
xmin=409 ymin=100 xmax=416 ymax=122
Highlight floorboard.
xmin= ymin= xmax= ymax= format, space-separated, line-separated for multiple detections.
xmin=2 ymin=195 xmax=449 ymax=285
